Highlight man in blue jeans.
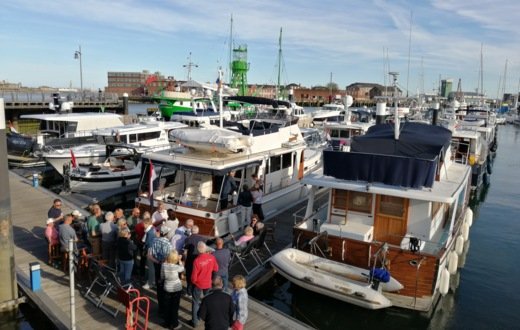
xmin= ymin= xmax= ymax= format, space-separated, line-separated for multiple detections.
xmin=212 ymin=238 xmax=231 ymax=292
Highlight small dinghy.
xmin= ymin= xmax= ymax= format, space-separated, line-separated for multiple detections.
xmin=169 ymin=128 xmax=253 ymax=153
xmin=270 ymin=248 xmax=403 ymax=310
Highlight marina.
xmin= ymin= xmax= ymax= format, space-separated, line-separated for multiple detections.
xmin=2 ymin=2 xmax=520 ymax=328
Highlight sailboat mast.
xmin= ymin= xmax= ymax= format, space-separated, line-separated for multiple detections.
xmin=277 ymin=27 xmax=282 ymax=100
xmin=479 ymin=43 xmax=484 ymax=102
xmin=228 ymin=14 xmax=233 ymax=83
xmin=406 ymin=10 xmax=413 ymax=98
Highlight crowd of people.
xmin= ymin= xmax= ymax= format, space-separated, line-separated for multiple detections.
xmin=45 ymin=198 xmax=264 ymax=330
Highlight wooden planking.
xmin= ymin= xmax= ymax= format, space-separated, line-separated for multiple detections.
xmin=10 ymin=172 xmax=313 ymax=330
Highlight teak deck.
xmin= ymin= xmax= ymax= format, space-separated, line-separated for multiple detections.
xmin=9 ymin=172 xmax=312 ymax=330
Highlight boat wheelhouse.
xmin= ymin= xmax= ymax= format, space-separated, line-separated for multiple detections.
xmin=19 ymin=112 xmax=124 ymax=147
xmin=281 ymin=122 xmax=472 ymax=311
xmin=135 ymin=115 xmax=322 ymax=237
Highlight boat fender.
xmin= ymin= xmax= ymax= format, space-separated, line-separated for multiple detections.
xmin=448 ymin=252 xmax=459 ymax=275
xmin=462 ymin=223 xmax=470 ymax=242
xmin=122 ymin=177 xmax=126 ymax=187
xmin=228 ymin=212 xmax=239 ymax=234
xmin=370 ymin=268 xmax=391 ymax=283
xmin=486 ymin=160 xmax=493 ymax=174
xmin=439 ymin=268 xmax=450 ymax=296
xmin=464 ymin=209 xmax=473 ymax=228
xmin=455 ymin=235 xmax=464 ymax=255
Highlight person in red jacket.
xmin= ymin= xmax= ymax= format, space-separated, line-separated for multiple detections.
xmin=190 ymin=241 xmax=218 ymax=328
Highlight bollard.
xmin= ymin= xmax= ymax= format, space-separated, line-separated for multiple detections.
xmin=29 ymin=262 xmax=41 ymax=291
xmin=32 ymin=173 xmax=39 ymax=188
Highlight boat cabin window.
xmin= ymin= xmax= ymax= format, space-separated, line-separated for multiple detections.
xmin=139 ymin=131 xmax=161 ymax=141
xmin=332 ymin=189 xmax=348 ymax=209
xmin=282 ymin=153 xmax=292 ymax=169
xmin=268 ymin=155 xmax=282 ymax=173
xmin=348 ymin=191 xmax=373 ymax=213
xmin=332 ymin=189 xmax=372 ymax=214
xmin=377 ymin=195 xmax=405 ymax=217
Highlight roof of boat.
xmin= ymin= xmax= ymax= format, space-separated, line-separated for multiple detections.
xmin=323 ymin=121 xmax=372 ymax=131
xmin=302 ymin=162 xmax=470 ymax=203
xmin=451 ymin=129 xmax=480 ymax=139
xmin=93 ymin=121 xmax=187 ymax=135
xmin=351 ymin=122 xmax=452 ymax=159
xmin=322 ymin=122 xmax=455 ymax=189
xmin=20 ymin=112 xmax=122 ymax=121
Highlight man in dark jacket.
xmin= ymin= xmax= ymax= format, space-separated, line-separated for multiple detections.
xmin=198 ymin=276 xmax=234 ymax=330
xmin=220 ymin=171 xmax=237 ymax=210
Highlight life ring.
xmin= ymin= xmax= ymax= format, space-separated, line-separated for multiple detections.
xmin=464 ymin=208 xmax=473 ymax=228
xmin=448 ymin=251 xmax=459 ymax=275
xmin=455 ymin=235 xmax=464 ymax=255
xmin=439 ymin=268 xmax=450 ymax=296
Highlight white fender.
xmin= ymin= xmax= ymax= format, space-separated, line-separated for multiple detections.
xmin=455 ymin=235 xmax=464 ymax=255
xmin=228 ymin=212 xmax=238 ymax=234
xmin=464 ymin=208 xmax=473 ymax=227
xmin=448 ymin=252 xmax=459 ymax=275
xmin=439 ymin=268 xmax=450 ymax=296
xmin=462 ymin=223 xmax=470 ymax=242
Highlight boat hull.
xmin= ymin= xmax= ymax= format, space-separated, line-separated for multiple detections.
xmin=69 ymin=172 xmax=140 ymax=192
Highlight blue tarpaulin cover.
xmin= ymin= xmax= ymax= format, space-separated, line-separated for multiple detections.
xmin=323 ymin=122 xmax=452 ymax=189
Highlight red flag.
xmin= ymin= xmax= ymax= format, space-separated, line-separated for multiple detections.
xmin=70 ymin=149 xmax=77 ymax=168
xmin=148 ymin=159 xmax=157 ymax=205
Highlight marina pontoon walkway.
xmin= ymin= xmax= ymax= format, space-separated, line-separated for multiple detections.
xmin=9 ymin=172 xmax=312 ymax=330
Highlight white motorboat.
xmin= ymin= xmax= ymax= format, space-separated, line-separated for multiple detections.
xmin=67 ymin=144 xmax=173 ymax=193
xmin=134 ymin=114 xmax=322 ymax=237
xmin=292 ymin=121 xmax=473 ymax=312
xmin=271 ymin=248 xmax=403 ymax=310
xmin=311 ymin=103 xmax=345 ymax=125
xmin=42 ymin=120 xmax=187 ymax=175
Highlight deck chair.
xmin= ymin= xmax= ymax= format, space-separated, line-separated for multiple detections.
xmin=229 ymin=236 xmax=261 ymax=275
xmin=250 ymin=228 xmax=273 ymax=265
xmin=84 ymin=258 xmax=112 ymax=308
xmin=100 ymin=268 xmax=133 ymax=317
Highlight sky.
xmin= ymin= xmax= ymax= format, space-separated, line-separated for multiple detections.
xmin=1 ymin=0 xmax=519 ymax=97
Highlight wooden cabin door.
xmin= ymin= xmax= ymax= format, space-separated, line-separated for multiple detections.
xmin=374 ymin=195 xmax=408 ymax=245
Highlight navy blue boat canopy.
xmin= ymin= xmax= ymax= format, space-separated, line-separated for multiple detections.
xmin=350 ymin=122 xmax=452 ymax=159
xmin=323 ymin=123 xmax=452 ymax=189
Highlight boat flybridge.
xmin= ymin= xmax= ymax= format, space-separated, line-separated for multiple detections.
xmin=19 ymin=112 xmax=124 ymax=149
xmin=135 ymin=113 xmax=323 ymax=237
xmin=272 ymin=122 xmax=473 ymax=312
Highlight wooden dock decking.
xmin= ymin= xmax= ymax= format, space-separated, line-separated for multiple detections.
xmin=9 ymin=171 xmax=313 ymax=330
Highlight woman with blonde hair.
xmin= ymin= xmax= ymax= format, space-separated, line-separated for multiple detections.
xmin=161 ymin=250 xmax=184 ymax=329
xmin=231 ymin=275 xmax=248 ymax=330
xmin=234 ymin=226 xmax=254 ymax=246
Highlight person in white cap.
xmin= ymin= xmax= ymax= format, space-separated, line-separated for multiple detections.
xmin=45 ymin=218 xmax=59 ymax=245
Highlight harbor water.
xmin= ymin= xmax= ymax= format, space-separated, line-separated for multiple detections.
xmin=249 ymin=124 xmax=520 ymax=329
